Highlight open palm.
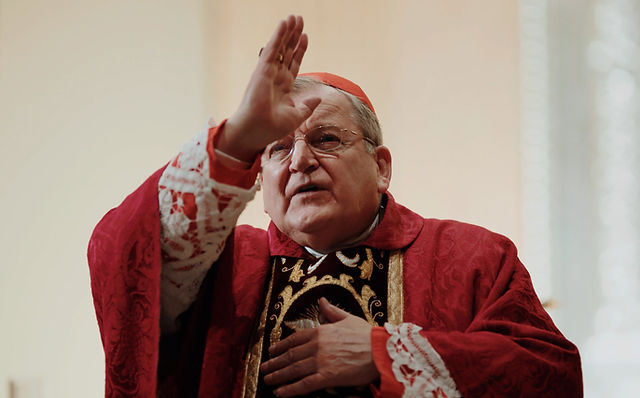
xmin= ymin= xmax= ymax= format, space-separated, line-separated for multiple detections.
xmin=224 ymin=15 xmax=320 ymax=160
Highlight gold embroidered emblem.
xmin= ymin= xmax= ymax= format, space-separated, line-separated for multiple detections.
xmin=269 ymin=274 xmax=384 ymax=347
xmin=281 ymin=259 xmax=305 ymax=283
xmin=242 ymin=248 xmax=405 ymax=398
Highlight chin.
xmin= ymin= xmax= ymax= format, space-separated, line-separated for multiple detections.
xmin=286 ymin=211 xmax=334 ymax=235
xmin=281 ymin=207 xmax=338 ymax=241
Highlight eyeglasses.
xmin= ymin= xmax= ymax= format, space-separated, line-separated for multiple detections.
xmin=264 ymin=125 xmax=377 ymax=163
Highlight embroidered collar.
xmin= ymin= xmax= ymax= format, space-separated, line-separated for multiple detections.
xmin=267 ymin=193 xmax=424 ymax=257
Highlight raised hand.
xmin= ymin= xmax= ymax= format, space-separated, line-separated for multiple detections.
xmin=260 ymin=297 xmax=380 ymax=397
xmin=219 ymin=15 xmax=321 ymax=162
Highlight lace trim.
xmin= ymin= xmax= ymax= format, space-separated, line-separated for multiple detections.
xmin=384 ymin=323 xmax=461 ymax=398
xmin=158 ymin=127 xmax=258 ymax=332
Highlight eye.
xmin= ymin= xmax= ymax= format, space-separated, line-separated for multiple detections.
xmin=268 ymin=140 xmax=293 ymax=159
xmin=309 ymin=129 xmax=342 ymax=151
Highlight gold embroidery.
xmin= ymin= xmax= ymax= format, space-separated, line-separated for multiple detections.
xmin=336 ymin=248 xmax=383 ymax=280
xmin=240 ymin=258 xmax=277 ymax=398
xmin=359 ymin=248 xmax=383 ymax=280
xmin=269 ymin=284 xmax=292 ymax=346
xmin=248 ymin=249 xmax=400 ymax=396
xmin=387 ymin=250 xmax=404 ymax=325
xmin=359 ymin=251 xmax=374 ymax=280
xmin=269 ymin=274 xmax=383 ymax=346
xmin=282 ymin=259 xmax=305 ymax=283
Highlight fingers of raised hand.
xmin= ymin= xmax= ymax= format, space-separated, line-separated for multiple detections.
xmin=282 ymin=16 xmax=304 ymax=67
xmin=261 ymin=15 xmax=305 ymax=72
xmin=289 ymin=33 xmax=308 ymax=76
xmin=261 ymin=18 xmax=288 ymax=63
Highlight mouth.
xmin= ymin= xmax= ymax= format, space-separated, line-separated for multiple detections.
xmin=296 ymin=184 xmax=320 ymax=194
xmin=291 ymin=183 xmax=326 ymax=198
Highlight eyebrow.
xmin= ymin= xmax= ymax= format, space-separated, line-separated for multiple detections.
xmin=274 ymin=124 xmax=330 ymax=141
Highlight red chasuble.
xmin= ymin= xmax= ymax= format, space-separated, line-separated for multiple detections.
xmin=88 ymin=168 xmax=582 ymax=397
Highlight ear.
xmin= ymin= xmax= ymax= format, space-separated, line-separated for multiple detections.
xmin=374 ymin=146 xmax=392 ymax=193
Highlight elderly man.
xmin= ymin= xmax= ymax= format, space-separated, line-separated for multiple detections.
xmin=88 ymin=15 xmax=582 ymax=397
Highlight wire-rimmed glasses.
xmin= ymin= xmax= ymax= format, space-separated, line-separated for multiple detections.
xmin=264 ymin=125 xmax=377 ymax=164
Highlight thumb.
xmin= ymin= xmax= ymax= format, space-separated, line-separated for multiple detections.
xmin=318 ymin=297 xmax=349 ymax=323
xmin=297 ymin=96 xmax=321 ymax=120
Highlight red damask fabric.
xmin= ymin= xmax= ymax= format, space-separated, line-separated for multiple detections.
xmin=88 ymin=168 xmax=165 ymax=397
xmin=368 ymin=213 xmax=585 ymax=397
xmin=89 ymin=173 xmax=582 ymax=397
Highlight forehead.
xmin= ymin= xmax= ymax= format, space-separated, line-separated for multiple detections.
xmin=292 ymin=84 xmax=357 ymax=130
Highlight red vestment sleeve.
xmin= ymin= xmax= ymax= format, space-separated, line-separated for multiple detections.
xmin=88 ymin=121 xmax=262 ymax=397
xmin=427 ymin=240 xmax=582 ymax=396
xmin=88 ymin=167 xmax=166 ymax=397
xmin=370 ymin=227 xmax=582 ymax=397
xmin=206 ymin=119 xmax=262 ymax=189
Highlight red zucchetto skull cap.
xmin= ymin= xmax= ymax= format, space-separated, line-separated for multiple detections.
xmin=299 ymin=72 xmax=376 ymax=115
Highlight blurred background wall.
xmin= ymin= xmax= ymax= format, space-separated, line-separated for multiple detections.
xmin=0 ymin=0 xmax=637 ymax=397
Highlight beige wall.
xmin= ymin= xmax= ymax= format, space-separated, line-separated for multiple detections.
xmin=0 ymin=1 xmax=207 ymax=396
xmin=0 ymin=1 xmax=519 ymax=396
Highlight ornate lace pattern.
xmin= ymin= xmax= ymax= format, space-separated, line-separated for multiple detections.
xmin=384 ymin=323 xmax=461 ymax=398
xmin=158 ymin=128 xmax=258 ymax=332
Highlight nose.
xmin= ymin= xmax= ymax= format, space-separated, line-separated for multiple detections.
xmin=288 ymin=138 xmax=319 ymax=173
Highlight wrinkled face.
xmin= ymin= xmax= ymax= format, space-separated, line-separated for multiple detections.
xmin=261 ymin=84 xmax=391 ymax=252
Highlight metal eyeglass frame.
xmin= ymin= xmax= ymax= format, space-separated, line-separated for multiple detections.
xmin=264 ymin=125 xmax=378 ymax=164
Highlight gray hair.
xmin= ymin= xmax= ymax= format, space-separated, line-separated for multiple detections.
xmin=293 ymin=77 xmax=383 ymax=148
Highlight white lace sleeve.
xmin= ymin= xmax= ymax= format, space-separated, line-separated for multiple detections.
xmin=384 ymin=323 xmax=462 ymax=398
xmin=158 ymin=128 xmax=259 ymax=333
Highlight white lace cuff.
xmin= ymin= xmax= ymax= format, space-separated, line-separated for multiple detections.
xmin=384 ymin=323 xmax=461 ymax=398
xmin=158 ymin=127 xmax=259 ymax=332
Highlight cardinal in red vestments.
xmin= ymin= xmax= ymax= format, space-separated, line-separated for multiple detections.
xmin=88 ymin=15 xmax=582 ymax=398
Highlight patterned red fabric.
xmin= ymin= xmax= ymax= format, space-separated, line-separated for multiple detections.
xmin=88 ymin=168 xmax=165 ymax=397
xmin=89 ymin=176 xmax=582 ymax=397
xmin=396 ymin=218 xmax=583 ymax=397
